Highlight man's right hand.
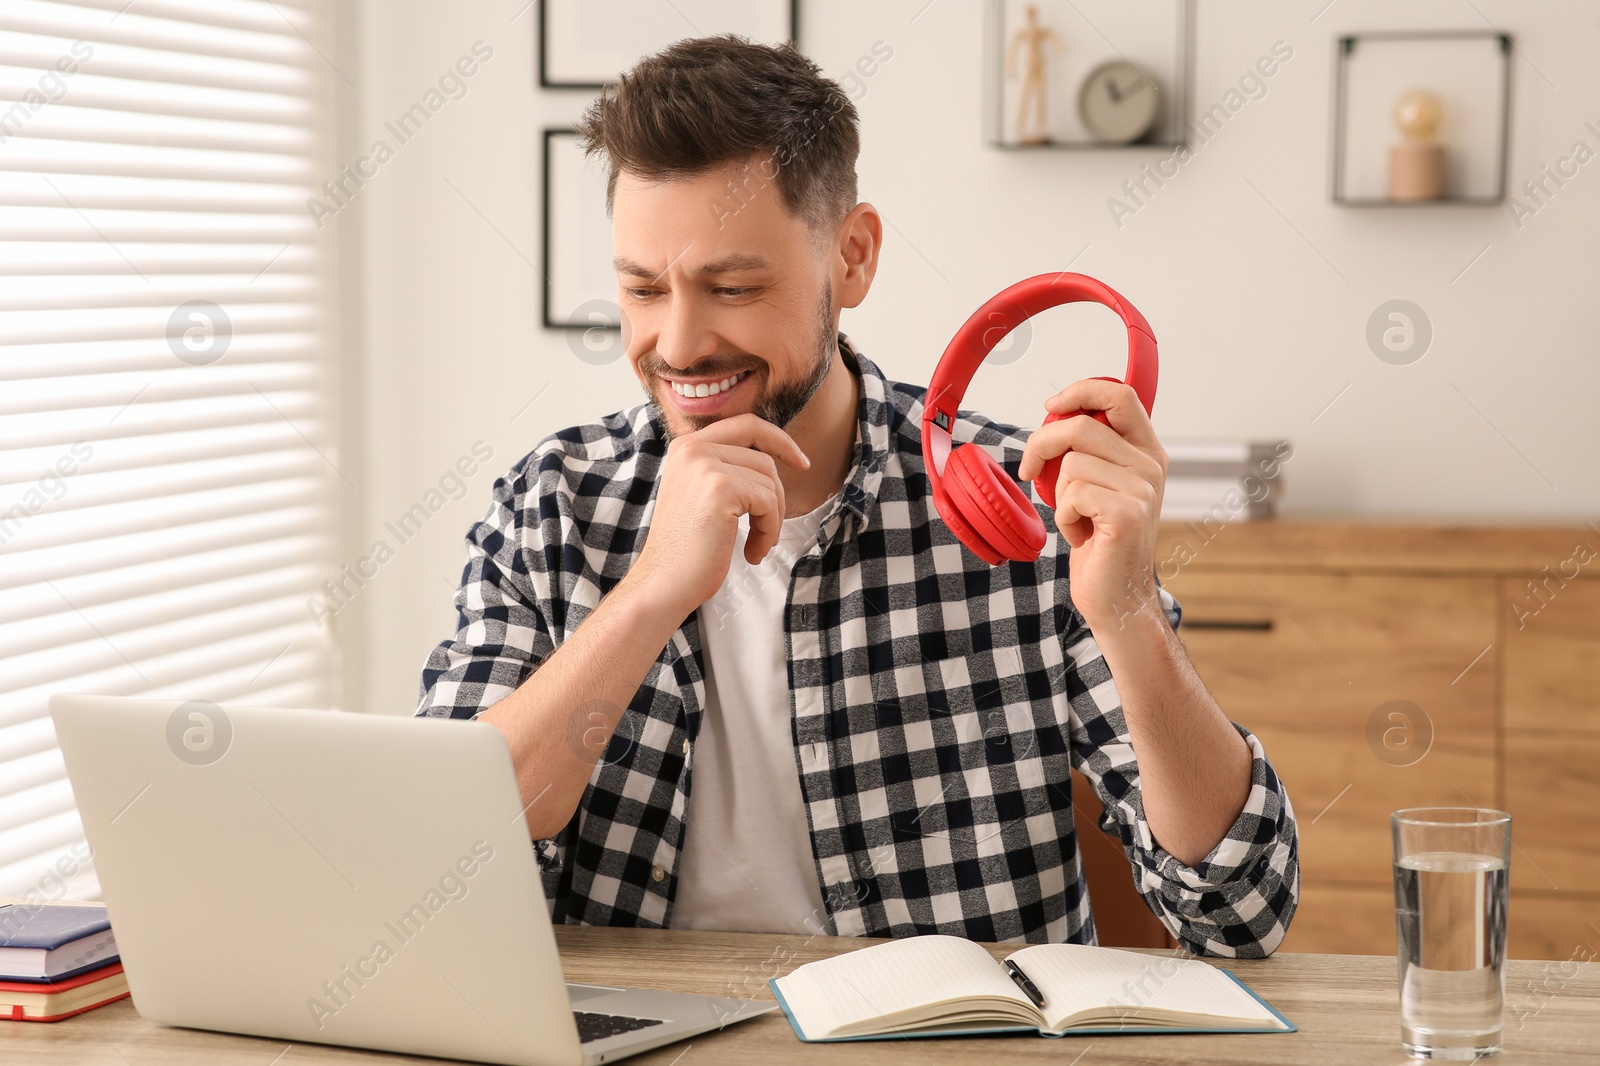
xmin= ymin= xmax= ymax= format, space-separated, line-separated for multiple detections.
xmin=623 ymin=413 xmax=811 ymax=621
xmin=478 ymin=414 xmax=807 ymax=838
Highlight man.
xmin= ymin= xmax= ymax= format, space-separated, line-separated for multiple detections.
xmin=418 ymin=36 xmax=1298 ymax=956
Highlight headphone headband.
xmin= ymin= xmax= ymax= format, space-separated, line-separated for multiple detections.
xmin=922 ymin=273 xmax=1157 ymax=473
xmin=920 ymin=272 xmax=1159 ymax=563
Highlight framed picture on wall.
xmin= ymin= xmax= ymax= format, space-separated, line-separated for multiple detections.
xmin=539 ymin=0 xmax=798 ymax=89
xmin=542 ymin=128 xmax=618 ymax=332
xmin=1330 ymin=31 xmax=1511 ymax=205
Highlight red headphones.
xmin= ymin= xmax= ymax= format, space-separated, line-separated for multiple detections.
xmin=920 ymin=273 xmax=1159 ymax=565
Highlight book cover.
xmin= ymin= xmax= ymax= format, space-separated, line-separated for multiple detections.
xmin=0 ymin=905 xmax=110 ymax=950
xmin=0 ymin=905 xmax=119 ymax=982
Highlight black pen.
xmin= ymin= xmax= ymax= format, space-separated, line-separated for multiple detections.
xmin=1004 ymin=959 xmax=1046 ymax=1009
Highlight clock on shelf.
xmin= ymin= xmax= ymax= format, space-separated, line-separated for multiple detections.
xmin=1078 ymin=60 xmax=1161 ymax=144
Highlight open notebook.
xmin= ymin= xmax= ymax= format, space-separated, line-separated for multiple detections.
xmin=770 ymin=934 xmax=1294 ymax=1041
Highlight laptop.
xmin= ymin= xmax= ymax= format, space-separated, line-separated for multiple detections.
xmin=49 ymin=694 xmax=775 ymax=1065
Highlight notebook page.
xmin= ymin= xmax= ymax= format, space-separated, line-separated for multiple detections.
xmin=1006 ymin=944 xmax=1281 ymax=1030
xmin=773 ymin=935 xmax=1031 ymax=1037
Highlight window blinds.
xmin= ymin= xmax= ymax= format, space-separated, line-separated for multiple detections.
xmin=0 ymin=0 xmax=337 ymax=901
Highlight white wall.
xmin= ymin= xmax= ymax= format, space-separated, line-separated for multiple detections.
xmin=346 ymin=0 xmax=1600 ymax=714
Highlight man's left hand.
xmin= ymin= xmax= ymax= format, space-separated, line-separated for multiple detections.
xmin=1016 ymin=378 xmax=1166 ymax=630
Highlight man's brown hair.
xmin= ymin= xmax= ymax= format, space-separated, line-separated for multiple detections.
xmin=573 ymin=35 xmax=860 ymax=241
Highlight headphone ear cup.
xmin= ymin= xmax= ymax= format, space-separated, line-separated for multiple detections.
xmin=946 ymin=444 xmax=1048 ymax=562
xmin=932 ymin=481 xmax=1004 ymax=566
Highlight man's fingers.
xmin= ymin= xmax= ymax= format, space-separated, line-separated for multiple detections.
xmin=696 ymin=413 xmax=811 ymax=471
xmin=700 ymin=457 xmax=782 ymax=563
xmin=1053 ymin=481 xmax=1130 ymax=548
xmin=678 ymin=414 xmax=808 ymax=564
xmin=704 ymin=442 xmax=786 ymax=527
xmin=705 ymin=439 xmax=781 ymax=477
xmin=1018 ymin=415 xmax=1157 ymax=484
xmin=1054 ymin=479 xmax=1133 ymax=523
xmin=1051 ymin=450 xmax=1154 ymax=499
xmin=1043 ymin=379 xmax=1158 ymax=450
xmin=740 ymin=482 xmax=782 ymax=563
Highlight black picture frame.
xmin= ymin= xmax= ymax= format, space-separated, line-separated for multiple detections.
xmin=1329 ymin=30 xmax=1511 ymax=206
xmin=538 ymin=0 xmax=800 ymax=90
xmin=541 ymin=127 xmax=616 ymax=333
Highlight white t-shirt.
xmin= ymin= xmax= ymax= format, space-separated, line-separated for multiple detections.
xmin=668 ymin=491 xmax=837 ymax=936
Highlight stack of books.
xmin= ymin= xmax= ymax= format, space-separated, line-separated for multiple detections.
xmin=1159 ymin=439 xmax=1291 ymax=524
xmin=0 ymin=903 xmax=127 ymax=1022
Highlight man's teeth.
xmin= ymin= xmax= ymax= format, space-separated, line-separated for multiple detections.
xmin=670 ymin=370 xmax=748 ymax=398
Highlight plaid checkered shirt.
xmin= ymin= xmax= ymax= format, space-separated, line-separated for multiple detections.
xmin=417 ymin=336 xmax=1300 ymax=957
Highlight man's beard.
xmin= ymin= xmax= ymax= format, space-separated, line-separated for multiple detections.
xmin=645 ymin=281 xmax=836 ymax=441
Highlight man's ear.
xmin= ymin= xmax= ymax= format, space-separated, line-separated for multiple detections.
xmin=833 ymin=202 xmax=882 ymax=310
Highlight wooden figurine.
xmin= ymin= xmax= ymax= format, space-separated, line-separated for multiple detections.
xmin=1006 ymin=4 xmax=1065 ymax=145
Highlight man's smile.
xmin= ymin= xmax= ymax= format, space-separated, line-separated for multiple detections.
xmin=663 ymin=368 xmax=752 ymax=398
xmin=658 ymin=367 xmax=756 ymax=414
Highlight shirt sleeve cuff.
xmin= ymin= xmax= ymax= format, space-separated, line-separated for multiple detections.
xmin=1121 ymin=724 xmax=1301 ymax=956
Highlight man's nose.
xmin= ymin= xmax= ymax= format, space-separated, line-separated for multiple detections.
xmin=655 ymin=292 xmax=720 ymax=369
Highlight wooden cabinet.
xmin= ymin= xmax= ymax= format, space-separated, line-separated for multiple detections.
xmin=1504 ymin=568 xmax=1600 ymax=736
xmin=1504 ymin=734 xmax=1600 ymax=892
xmin=1501 ymin=575 xmax=1600 ymax=961
xmin=1285 ymin=882 xmax=1395 ymax=957
xmin=1155 ymin=521 xmax=1600 ymax=959
xmin=1166 ymin=571 xmax=1497 ymax=889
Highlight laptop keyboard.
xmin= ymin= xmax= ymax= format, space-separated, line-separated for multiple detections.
xmin=574 ymin=1010 xmax=666 ymax=1044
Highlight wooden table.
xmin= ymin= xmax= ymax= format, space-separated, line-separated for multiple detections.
xmin=11 ymin=928 xmax=1598 ymax=1064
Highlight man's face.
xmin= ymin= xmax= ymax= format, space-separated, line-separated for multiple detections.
xmin=611 ymin=157 xmax=838 ymax=440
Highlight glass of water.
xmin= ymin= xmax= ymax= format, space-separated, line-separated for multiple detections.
xmin=1392 ymin=807 xmax=1511 ymax=1059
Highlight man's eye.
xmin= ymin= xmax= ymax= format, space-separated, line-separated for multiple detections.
xmin=715 ymin=287 xmax=756 ymax=297
xmin=623 ymin=288 xmax=656 ymax=300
